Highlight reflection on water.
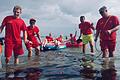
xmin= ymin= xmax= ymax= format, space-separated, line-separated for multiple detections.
xmin=101 ymin=58 xmax=117 ymax=80
xmin=0 ymin=48 xmax=120 ymax=80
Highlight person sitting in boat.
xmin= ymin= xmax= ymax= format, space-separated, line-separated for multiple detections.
xmin=42 ymin=33 xmax=55 ymax=47
xmin=25 ymin=18 xmax=41 ymax=58
xmin=55 ymin=35 xmax=64 ymax=45
xmin=68 ymin=31 xmax=77 ymax=44
xmin=45 ymin=33 xmax=54 ymax=43
xmin=56 ymin=35 xmax=63 ymax=43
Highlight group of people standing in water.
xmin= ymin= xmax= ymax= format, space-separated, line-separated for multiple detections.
xmin=79 ymin=6 xmax=119 ymax=58
xmin=0 ymin=5 xmax=119 ymax=66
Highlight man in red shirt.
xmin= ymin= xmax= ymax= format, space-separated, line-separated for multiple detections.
xmin=95 ymin=6 xmax=119 ymax=58
xmin=79 ymin=16 xmax=94 ymax=54
xmin=56 ymin=35 xmax=63 ymax=43
xmin=69 ymin=32 xmax=77 ymax=44
xmin=25 ymin=18 xmax=41 ymax=58
xmin=0 ymin=5 xmax=28 ymax=64
xmin=47 ymin=33 xmax=54 ymax=42
xmin=67 ymin=31 xmax=77 ymax=44
xmin=54 ymin=35 xmax=64 ymax=46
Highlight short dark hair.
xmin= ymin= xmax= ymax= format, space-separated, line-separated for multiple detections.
xmin=99 ymin=6 xmax=107 ymax=13
xmin=80 ymin=16 xmax=85 ymax=19
xmin=13 ymin=5 xmax=22 ymax=12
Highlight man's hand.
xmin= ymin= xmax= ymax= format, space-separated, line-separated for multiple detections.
xmin=91 ymin=23 xmax=93 ymax=26
xmin=107 ymin=30 xmax=112 ymax=35
xmin=29 ymin=41 xmax=33 ymax=44
xmin=94 ymin=38 xmax=98 ymax=42
xmin=24 ymin=40 xmax=33 ymax=44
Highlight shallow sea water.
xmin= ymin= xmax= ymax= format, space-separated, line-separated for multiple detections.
xmin=1 ymin=31 xmax=120 ymax=80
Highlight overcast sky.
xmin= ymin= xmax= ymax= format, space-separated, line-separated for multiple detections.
xmin=0 ymin=0 xmax=120 ymax=37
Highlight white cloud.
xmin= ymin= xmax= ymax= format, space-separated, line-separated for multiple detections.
xmin=58 ymin=0 xmax=105 ymax=16
xmin=0 ymin=0 xmax=120 ymax=36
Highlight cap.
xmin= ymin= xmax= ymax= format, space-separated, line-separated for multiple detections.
xmin=99 ymin=6 xmax=107 ymax=12
xmin=30 ymin=18 xmax=36 ymax=22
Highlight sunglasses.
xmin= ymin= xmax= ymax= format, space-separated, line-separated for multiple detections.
xmin=99 ymin=9 xmax=107 ymax=14
xmin=99 ymin=11 xmax=104 ymax=14
xmin=30 ymin=21 xmax=36 ymax=23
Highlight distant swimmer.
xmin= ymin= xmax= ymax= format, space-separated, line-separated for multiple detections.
xmin=68 ymin=31 xmax=77 ymax=44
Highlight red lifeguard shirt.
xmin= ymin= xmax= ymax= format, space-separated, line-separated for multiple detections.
xmin=79 ymin=21 xmax=93 ymax=35
xmin=46 ymin=36 xmax=53 ymax=42
xmin=1 ymin=16 xmax=27 ymax=43
xmin=27 ymin=26 xmax=39 ymax=42
xmin=69 ymin=36 xmax=76 ymax=42
xmin=96 ymin=16 xmax=119 ymax=40
xmin=56 ymin=37 xmax=63 ymax=42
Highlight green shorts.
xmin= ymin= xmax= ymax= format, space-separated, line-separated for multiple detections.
xmin=82 ymin=34 xmax=94 ymax=44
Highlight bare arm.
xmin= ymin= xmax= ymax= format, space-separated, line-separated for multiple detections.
xmin=36 ymin=33 xmax=41 ymax=42
xmin=107 ymin=25 xmax=119 ymax=34
xmin=79 ymin=30 xmax=82 ymax=39
xmin=94 ymin=30 xmax=100 ymax=42
xmin=23 ymin=30 xmax=28 ymax=43
xmin=0 ymin=25 xmax=5 ymax=33
xmin=90 ymin=23 xmax=95 ymax=30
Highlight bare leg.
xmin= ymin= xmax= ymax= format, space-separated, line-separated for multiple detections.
xmin=83 ymin=44 xmax=86 ymax=54
xmin=14 ymin=55 xmax=19 ymax=65
xmin=109 ymin=50 xmax=114 ymax=57
xmin=5 ymin=57 xmax=11 ymax=64
xmin=35 ymin=47 xmax=40 ymax=55
xmin=89 ymin=41 xmax=94 ymax=53
xmin=102 ymin=49 xmax=108 ymax=58
xmin=28 ymin=47 xmax=32 ymax=57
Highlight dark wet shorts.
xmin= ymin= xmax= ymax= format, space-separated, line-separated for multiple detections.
xmin=5 ymin=43 xmax=24 ymax=57
xmin=100 ymin=40 xmax=116 ymax=51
